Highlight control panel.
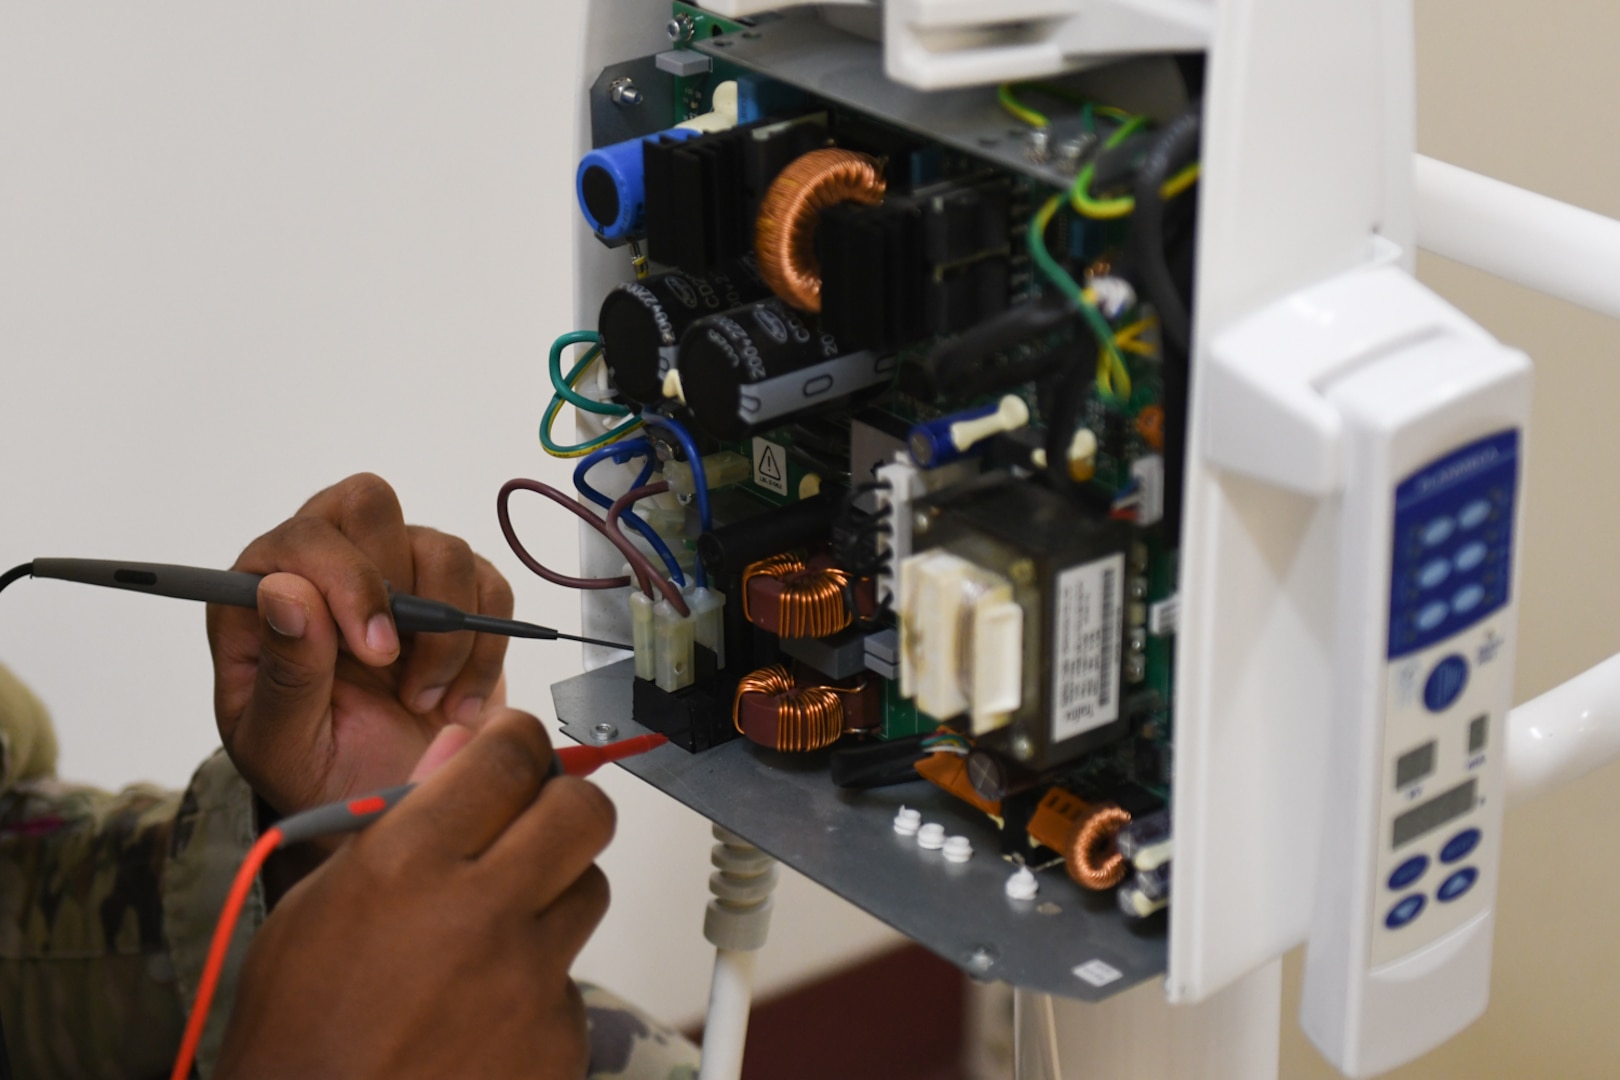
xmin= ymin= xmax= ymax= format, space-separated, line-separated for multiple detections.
xmin=1300 ymin=331 xmax=1530 ymax=1078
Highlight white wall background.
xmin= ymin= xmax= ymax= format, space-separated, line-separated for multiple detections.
xmin=0 ymin=2 xmax=896 ymax=1030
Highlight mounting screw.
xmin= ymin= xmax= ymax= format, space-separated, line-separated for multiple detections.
xmin=666 ymin=13 xmax=696 ymax=43
xmin=913 ymin=511 xmax=931 ymax=534
xmin=966 ymin=944 xmax=1000 ymax=972
xmin=1026 ymin=127 xmax=1051 ymax=164
xmin=591 ymin=722 xmax=618 ymax=743
xmin=1011 ymin=733 xmax=1036 ymax=762
xmin=610 ymin=78 xmax=644 ymax=107
xmin=1009 ymin=558 xmax=1036 ymax=586
xmin=1056 ymin=133 xmax=1097 ymax=170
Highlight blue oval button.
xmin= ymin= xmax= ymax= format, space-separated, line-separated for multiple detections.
xmin=1454 ymin=540 xmax=1488 ymax=572
xmin=1425 ymin=656 xmax=1470 ymax=711
xmin=1458 ymin=499 xmax=1492 ymax=530
xmin=1389 ymin=855 xmax=1429 ymax=891
xmin=1385 ymin=894 xmax=1427 ymax=930
xmin=1438 ymin=867 xmax=1479 ymax=902
xmin=1417 ymin=602 xmax=1449 ymax=631
xmin=1421 ymin=518 xmax=1456 ymax=547
xmin=1418 ymin=559 xmax=1451 ymax=589
xmin=1441 ymin=827 xmax=1481 ymax=863
xmin=1453 ymin=583 xmax=1486 ymax=614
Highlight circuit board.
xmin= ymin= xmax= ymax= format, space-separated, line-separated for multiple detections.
xmin=544 ymin=2 xmax=1200 ymax=998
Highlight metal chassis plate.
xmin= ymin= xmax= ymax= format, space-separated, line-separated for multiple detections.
xmin=554 ymin=659 xmax=1168 ymax=1002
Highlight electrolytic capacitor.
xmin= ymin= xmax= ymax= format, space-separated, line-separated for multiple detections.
xmin=598 ymin=261 xmax=771 ymax=406
xmin=576 ymin=128 xmax=699 ymax=241
xmin=676 ymin=298 xmax=897 ymax=442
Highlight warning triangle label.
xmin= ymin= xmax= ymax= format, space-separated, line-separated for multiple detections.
xmin=752 ymin=437 xmax=788 ymax=496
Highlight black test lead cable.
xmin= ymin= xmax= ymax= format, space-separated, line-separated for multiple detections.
xmin=0 ymin=559 xmax=632 ymax=651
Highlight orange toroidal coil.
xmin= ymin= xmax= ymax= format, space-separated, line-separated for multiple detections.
xmin=1063 ymin=804 xmax=1133 ymax=891
xmin=754 ymin=148 xmax=886 ymax=312
xmin=732 ymin=664 xmax=878 ymax=752
xmin=741 ymin=554 xmax=855 ymax=639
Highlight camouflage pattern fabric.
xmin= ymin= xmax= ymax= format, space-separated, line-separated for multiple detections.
xmin=0 ymin=663 xmax=700 ymax=1079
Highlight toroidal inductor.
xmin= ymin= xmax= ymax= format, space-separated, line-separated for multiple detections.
xmin=733 ymin=664 xmax=873 ymax=752
xmin=1064 ymin=804 xmax=1134 ymax=891
xmin=754 ymin=148 xmax=886 ymax=312
xmin=741 ymin=554 xmax=854 ymax=639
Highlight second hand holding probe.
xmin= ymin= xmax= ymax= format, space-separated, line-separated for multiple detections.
xmin=19 ymin=558 xmax=630 ymax=650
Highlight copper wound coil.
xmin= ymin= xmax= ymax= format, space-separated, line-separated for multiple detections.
xmin=733 ymin=664 xmax=866 ymax=752
xmin=1064 ymin=804 xmax=1133 ymax=891
xmin=742 ymin=554 xmax=853 ymax=639
xmin=754 ymin=148 xmax=886 ymax=312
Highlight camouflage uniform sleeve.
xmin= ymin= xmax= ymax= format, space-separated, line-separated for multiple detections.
xmin=0 ymin=660 xmax=262 ymax=1080
xmin=582 ymin=982 xmax=700 ymax=1080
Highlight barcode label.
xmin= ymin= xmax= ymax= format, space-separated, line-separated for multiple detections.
xmin=1051 ymin=553 xmax=1126 ymax=743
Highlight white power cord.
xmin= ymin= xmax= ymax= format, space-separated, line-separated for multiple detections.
xmin=696 ymin=824 xmax=778 ymax=1080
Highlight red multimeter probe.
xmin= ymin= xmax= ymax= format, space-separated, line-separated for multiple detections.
xmin=169 ymin=733 xmax=667 ymax=1080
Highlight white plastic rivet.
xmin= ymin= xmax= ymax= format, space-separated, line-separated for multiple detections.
xmin=1006 ymin=867 xmax=1039 ymax=900
xmin=917 ymin=822 xmax=946 ymax=850
xmin=893 ymin=806 xmax=922 ymax=836
xmin=942 ymin=835 xmax=973 ymax=863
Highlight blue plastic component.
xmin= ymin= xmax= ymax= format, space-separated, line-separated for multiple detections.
xmin=1437 ymin=867 xmax=1479 ymax=902
xmin=1388 ymin=855 xmax=1430 ymax=891
xmin=734 ymin=73 xmax=808 ymax=125
xmin=1387 ymin=430 xmax=1519 ymax=658
xmin=1384 ymin=893 xmax=1426 ymax=930
xmin=1424 ymin=655 xmax=1470 ymax=712
xmin=1441 ymin=827 xmax=1482 ymax=864
xmin=907 ymin=401 xmax=1002 ymax=468
xmin=576 ymin=128 xmax=699 ymax=241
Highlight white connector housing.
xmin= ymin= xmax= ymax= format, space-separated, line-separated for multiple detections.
xmin=898 ymin=549 xmax=1023 ymax=732
xmin=652 ymin=597 xmax=696 ymax=693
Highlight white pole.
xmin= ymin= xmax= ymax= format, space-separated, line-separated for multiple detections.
xmin=695 ymin=825 xmax=778 ymax=1080
xmin=1025 ymin=961 xmax=1282 ymax=1080
xmin=1414 ymin=154 xmax=1620 ymax=320
xmin=1505 ymin=652 xmax=1620 ymax=807
xmin=697 ymin=948 xmax=760 ymax=1080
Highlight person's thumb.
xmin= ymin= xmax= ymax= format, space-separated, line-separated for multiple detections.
xmin=237 ymin=573 xmax=340 ymax=788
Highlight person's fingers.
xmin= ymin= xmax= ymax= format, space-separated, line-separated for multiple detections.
xmin=443 ymin=554 xmax=515 ymax=728
xmin=528 ymin=865 xmax=612 ymax=974
xmin=296 ymin=473 xmax=415 ymax=595
xmin=234 ymin=515 xmax=398 ymax=668
xmin=227 ymin=573 xmax=341 ymax=808
xmin=480 ymin=775 xmax=616 ymax=911
xmin=396 ymin=528 xmax=479 ymax=715
xmin=409 ymin=723 xmax=476 ymax=782
xmin=375 ymin=709 xmax=555 ymax=862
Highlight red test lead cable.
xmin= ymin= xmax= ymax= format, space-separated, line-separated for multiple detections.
xmin=169 ymin=733 xmax=668 ymax=1080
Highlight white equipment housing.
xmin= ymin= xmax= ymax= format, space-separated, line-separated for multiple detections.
xmin=572 ymin=2 xmax=1620 ymax=1076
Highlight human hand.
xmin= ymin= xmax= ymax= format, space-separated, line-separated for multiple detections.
xmin=207 ymin=473 xmax=515 ymax=820
xmin=214 ymin=710 xmax=613 ymax=1080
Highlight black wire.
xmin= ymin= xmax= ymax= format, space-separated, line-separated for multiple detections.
xmin=0 ymin=1008 xmax=11 ymax=1080
xmin=0 ymin=564 xmax=32 ymax=598
xmin=1128 ymin=103 xmax=1201 ymax=357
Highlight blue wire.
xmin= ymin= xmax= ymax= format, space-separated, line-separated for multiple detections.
xmin=572 ymin=438 xmax=686 ymax=586
xmin=642 ymin=413 xmax=711 ymax=588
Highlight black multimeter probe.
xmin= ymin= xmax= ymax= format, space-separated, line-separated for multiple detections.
xmin=0 ymin=558 xmax=630 ymax=650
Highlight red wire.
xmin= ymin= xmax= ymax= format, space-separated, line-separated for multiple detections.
xmin=171 ymin=826 xmax=284 ymax=1080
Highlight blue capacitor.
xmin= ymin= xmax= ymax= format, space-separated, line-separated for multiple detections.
xmin=576 ymin=127 xmax=700 ymax=241
xmin=907 ymin=400 xmax=1005 ymax=468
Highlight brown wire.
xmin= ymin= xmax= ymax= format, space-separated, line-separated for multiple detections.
xmin=1064 ymin=804 xmax=1133 ymax=891
xmin=732 ymin=664 xmax=860 ymax=752
xmin=754 ymin=148 xmax=886 ymax=312
xmin=741 ymin=555 xmax=852 ymax=638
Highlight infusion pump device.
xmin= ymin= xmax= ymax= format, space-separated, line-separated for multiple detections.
xmin=562 ymin=3 xmax=1620 ymax=1078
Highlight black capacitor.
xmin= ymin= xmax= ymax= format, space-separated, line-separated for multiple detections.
xmin=597 ymin=261 xmax=771 ymax=406
xmin=676 ymin=298 xmax=897 ymax=442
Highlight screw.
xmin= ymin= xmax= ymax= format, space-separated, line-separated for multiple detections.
xmin=1126 ymin=655 xmax=1147 ymax=682
xmin=1008 ymin=558 xmax=1036 ymax=586
xmin=1129 ymin=628 xmax=1148 ymax=654
xmin=913 ymin=510 xmax=931 ymax=534
xmin=666 ymin=13 xmax=695 ymax=42
xmin=1026 ymin=127 xmax=1051 ymax=163
xmin=966 ymin=944 xmax=1000 ymax=971
xmin=1011 ymin=733 xmax=1036 ymax=762
xmin=1129 ymin=576 xmax=1149 ymax=601
xmin=610 ymin=78 xmax=643 ymax=107
xmin=591 ymin=722 xmax=618 ymax=743
xmin=1056 ymin=133 xmax=1097 ymax=170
